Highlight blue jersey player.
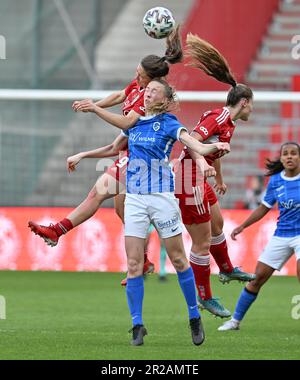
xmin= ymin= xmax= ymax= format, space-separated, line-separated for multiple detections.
xmin=121 ymin=78 xmax=229 ymax=345
xmin=218 ymin=142 xmax=300 ymax=331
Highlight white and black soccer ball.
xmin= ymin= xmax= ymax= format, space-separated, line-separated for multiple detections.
xmin=143 ymin=7 xmax=175 ymax=39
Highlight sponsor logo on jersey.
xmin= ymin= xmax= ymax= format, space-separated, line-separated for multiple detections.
xmin=157 ymin=216 xmax=179 ymax=229
xmin=130 ymin=132 xmax=142 ymax=142
xmin=153 ymin=122 xmax=160 ymax=132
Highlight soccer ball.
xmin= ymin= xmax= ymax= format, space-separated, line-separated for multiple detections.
xmin=143 ymin=7 xmax=175 ymax=39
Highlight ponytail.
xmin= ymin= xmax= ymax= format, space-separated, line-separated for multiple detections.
xmin=141 ymin=25 xmax=183 ymax=79
xmin=185 ymin=33 xmax=236 ymax=87
xmin=164 ymin=25 xmax=183 ymax=64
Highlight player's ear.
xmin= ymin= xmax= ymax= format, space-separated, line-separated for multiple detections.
xmin=240 ymin=98 xmax=248 ymax=107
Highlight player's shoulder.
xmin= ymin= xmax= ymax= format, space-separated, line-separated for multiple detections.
xmin=269 ymin=171 xmax=285 ymax=186
xmin=211 ymin=107 xmax=231 ymax=125
xmin=196 ymin=107 xmax=229 ymax=125
xmin=125 ymin=79 xmax=143 ymax=94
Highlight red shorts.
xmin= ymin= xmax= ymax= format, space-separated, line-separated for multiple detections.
xmin=105 ymin=152 xmax=128 ymax=185
xmin=206 ymin=182 xmax=218 ymax=207
xmin=176 ymin=182 xmax=218 ymax=225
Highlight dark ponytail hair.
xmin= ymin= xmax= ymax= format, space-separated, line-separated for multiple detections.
xmin=226 ymin=84 xmax=253 ymax=106
xmin=265 ymin=158 xmax=284 ymax=177
xmin=265 ymin=142 xmax=300 ymax=176
xmin=141 ymin=25 xmax=183 ymax=79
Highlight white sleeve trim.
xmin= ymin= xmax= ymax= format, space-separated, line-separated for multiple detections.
xmin=262 ymin=200 xmax=273 ymax=209
xmin=177 ymin=127 xmax=188 ymax=141
xmin=120 ymin=130 xmax=129 ymax=138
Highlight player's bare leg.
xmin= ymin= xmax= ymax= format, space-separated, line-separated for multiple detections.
xmin=28 ymin=172 xmax=122 ymax=246
xmin=218 ymin=262 xmax=274 ymax=331
xmin=121 ymin=220 xmax=155 ymax=286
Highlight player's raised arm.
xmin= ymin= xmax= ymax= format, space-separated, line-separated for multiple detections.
xmin=72 ymin=90 xmax=126 ymax=112
xmin=179 ymin=130 xmax=230 ymax=157
xmin=75 ymin=101 xmax=141 ymax=130
xmin=67 ymin=134 xmax=128 ymax=172
xmin=230 ymin=204 xmax=270 ymax=240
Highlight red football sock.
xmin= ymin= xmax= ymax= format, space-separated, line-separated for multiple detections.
xmin=210 ymin=232 xmax=234 ymax=273
xmin=190 ymin=252 xmax=212 ymax=300
xmin=53 ymin=218 xmax=74 ymax=237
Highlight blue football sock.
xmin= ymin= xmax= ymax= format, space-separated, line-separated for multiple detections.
xmin=177 ymin=267 xmax=200 ymax=320
xmin=126 ymin=276 xmax=144 ymax=326
xmin=233 ymin=287 xmax=258 ymax=321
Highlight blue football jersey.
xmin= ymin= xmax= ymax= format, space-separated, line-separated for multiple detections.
xmin=122 ymin=113 xmax=187 ymax=194
xmin=262 ymin=171 xmax=300 ymax=237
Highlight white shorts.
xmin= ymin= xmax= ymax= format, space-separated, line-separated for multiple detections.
xmin=124 ymin=192 xmax=183 ymax=239
xmin=259 ymin=235 xmax=300 ymax=271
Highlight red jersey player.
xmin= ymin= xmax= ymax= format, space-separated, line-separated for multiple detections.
xmin=28 ymin=26 xmax=183 ymax=284
xmin=176 ymin=85 xmax=256 ymax=318
xmin=174 ymin=34 xmax=257 ymax=318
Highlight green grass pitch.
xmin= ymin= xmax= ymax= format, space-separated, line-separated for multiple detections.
xmin=0 ymin=271 xmax=299 ymax=360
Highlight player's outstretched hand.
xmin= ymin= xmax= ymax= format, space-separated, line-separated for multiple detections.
xmin=214 ymin=142 xmax=230 ymax=156
xmin=67 ymin=153 xmax=83 ymax=173
xmin=214 ymin=182 xmax=227 ymax=195
xmin=72 ymin=99 xmax=95 ymax=112
xmin=231 ymin=225 xmax=244 ymax=240
xmin=204 ymin=164 xmax=216 ymax=178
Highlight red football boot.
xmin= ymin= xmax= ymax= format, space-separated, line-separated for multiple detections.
xmin=28 ymin=221 xmax=59 ymax=247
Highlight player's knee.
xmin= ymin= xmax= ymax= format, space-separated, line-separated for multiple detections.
xmin=249 ymin=274 xmax=265 ymax=290
xmin=211 ymin=217 xmax=224 ymax=236
xmin=211 ymin=223 xmax=223 ymax=236
xmin=192 ymin=240 xmax=210 ymax=254
xmin=170 ymin=253 xmax=188 ymax=272
xmin=87 ymin=187 xmax=97 ymax=200
xmin=127 ymin=258 xmax=143 ymax=276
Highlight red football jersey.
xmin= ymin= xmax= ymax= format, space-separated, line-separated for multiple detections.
xmin=177 ymin=107 xmax=235 ymax=190
xmin=122 ymin=80 xmax=145 ymax=116
xmin=183 ymin=107 xmax=235 ymax=165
